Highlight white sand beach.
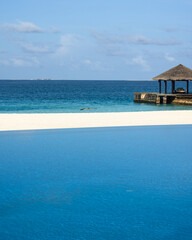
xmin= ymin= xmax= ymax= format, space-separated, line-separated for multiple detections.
xmin=0 ymin=110 xmax=192 ymax=131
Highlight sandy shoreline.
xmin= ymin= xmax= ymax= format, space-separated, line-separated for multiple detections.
xmin=0 ymin=110 xmax=192 ymax=131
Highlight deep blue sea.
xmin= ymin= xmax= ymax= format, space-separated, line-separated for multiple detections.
xmin=0 ymin=80 xmax=192 ymax=113
xmin=0 ymin=125 xmax=192 ymax=239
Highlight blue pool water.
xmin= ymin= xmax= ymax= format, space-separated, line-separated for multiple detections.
xmin=0 ymin=125 xmax=192 ymax=239
xmin=1 ymin=80 xmax=192 ymax=113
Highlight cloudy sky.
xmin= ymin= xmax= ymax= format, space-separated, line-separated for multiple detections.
xmin=0 ymin=0 xmax=191 ymax=80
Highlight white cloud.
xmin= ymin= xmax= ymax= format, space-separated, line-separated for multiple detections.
xmin=0 ymin=57 xmax=40 ymax=67
xmin=127 ymin=56 xmax=150 ymax=71
xmin=82 ymin=59 xmax=101 ymax=70
xmin=164 ymin=27 xmax=179 ymax=33
xmin=11 ymin=57 xmax=39 ymax=66
xmin=10 ymin=57 xmax=39 ymax=67
xmin=165 ymin=53 xmax=175 ymax=62
xmin=129 ymin=35 xmax=179 ymax=45
xmin=56 ymin=34 xmax=78 ymax=55
xmin=50 ymin=26 xmax=60 ymax=33
xmin=91 ymin=31 xmax=180 ymax=46
xmin=82 ymin=59 xmax=110 ymax=71
xmin=83 ymin=59 xmax=92 ymax=65
xmin=91 ymin=31 xmax=180 ymax=59
xmin=19 ymin=42 xmax=51 ymax=53
xmin=11 ymin=58 xmax=28 ymax=66
xmin=2 ymin=21 xmax=44 ymax=33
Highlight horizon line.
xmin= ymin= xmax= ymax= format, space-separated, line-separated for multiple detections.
xmin=0 ymin=79 xmax=153 ymax=81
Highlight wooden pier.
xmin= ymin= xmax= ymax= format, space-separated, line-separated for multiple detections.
xmin=134 ymin=92 xmax=192 ymax=105
xmin=134 ymin=64 xmax=192 ymax=106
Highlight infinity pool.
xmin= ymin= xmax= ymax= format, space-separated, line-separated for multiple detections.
xmin=0 ymin=126 xmax=192 ymax=240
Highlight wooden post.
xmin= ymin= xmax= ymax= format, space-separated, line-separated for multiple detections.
xmin=187 ymin=80 xmax=189 ymax=94
xmin=173 ymin=81 xmax=175 ymax=93
xmin=163 ymin=96 xmax=167 ymax=104
xmin=164 ymin=80 xmax=167 ymax=94
xmin=156 ymin=96 xmax=160 ymax=104
xmin=172 ymin=81 xmax=174 ymax=94
xmin=159 ymin=80 xmax=161 ymax=93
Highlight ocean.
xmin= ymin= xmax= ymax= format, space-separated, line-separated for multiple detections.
xmin=0 ymin=80 xmax=192 ymax=113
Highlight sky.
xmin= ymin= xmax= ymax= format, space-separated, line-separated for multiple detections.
xmin=0 ymin=0 xmax=191 ymax=80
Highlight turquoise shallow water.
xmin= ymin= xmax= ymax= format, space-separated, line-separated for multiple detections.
xmin=0 ymin=80 xmax=192 ymax=113
xmin=0 ymin=125 xmax=192 ymax=239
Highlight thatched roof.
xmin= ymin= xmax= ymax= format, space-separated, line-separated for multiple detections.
xmin=153 ymin=64 xmax=192 ymax=81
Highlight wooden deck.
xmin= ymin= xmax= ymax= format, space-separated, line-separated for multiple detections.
xmin=134 ymin=92 xmax=192 ymax=105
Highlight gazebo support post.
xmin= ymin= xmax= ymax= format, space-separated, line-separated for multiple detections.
xmin=173 ymin=81 xmax=175 ymax=93
xmin=163 ymin=96 xmax=167 ymax=104
xmin=187 ymin=80 xmax=189 ymax=94
xmin=159 ymin=80 xmax=161 ymax=93
xmin=164 ymin=80 xmax=167 ymax=94
xmin=171 ymin=80 xmax=175 ymax=94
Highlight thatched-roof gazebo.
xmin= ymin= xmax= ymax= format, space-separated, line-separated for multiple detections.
xmin=134 ymin=64 xmax=192 ymax=105
xmin=153 ymin=64 xmax=192 ymax=94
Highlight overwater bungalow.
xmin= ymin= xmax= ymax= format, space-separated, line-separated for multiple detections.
xmin=134 ymin=64 xmax=192 ymax=105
